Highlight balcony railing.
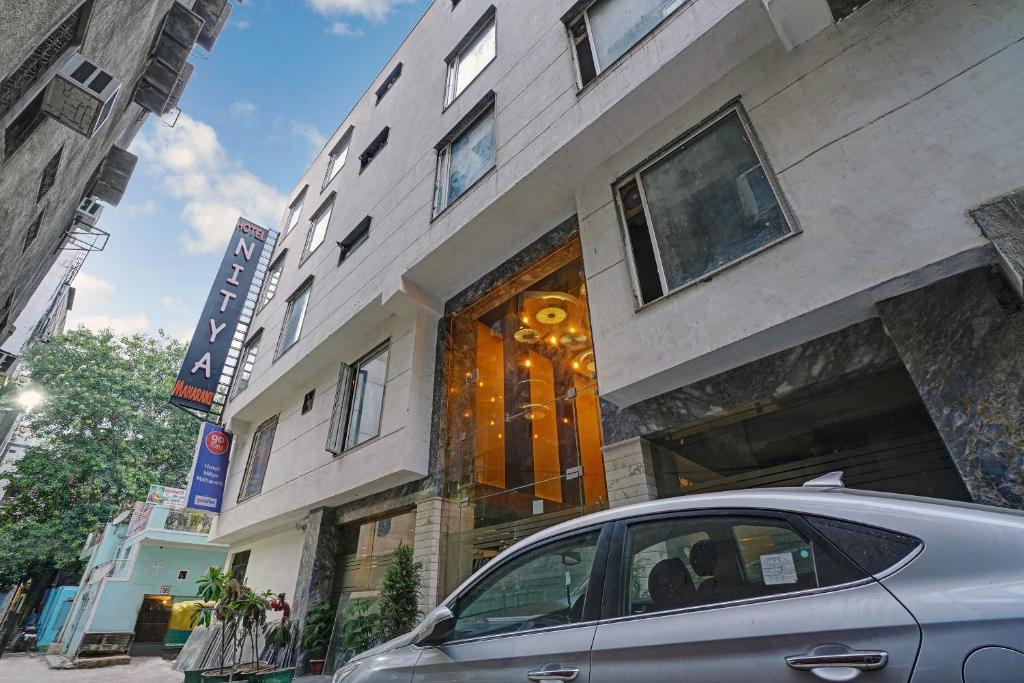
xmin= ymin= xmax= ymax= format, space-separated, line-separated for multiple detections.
xmin=164 ymin=509 xmax=212 ymax=535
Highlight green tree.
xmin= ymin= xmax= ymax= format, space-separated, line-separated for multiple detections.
xmin=374 ymin=542 xmax=422 ymax=643
xmin=0 ymin=329 xmax=198 ymax=585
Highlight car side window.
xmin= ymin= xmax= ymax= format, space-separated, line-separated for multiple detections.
xmin=624 ymin=515 xmax=863 ymax=616
xmin=450 ymin=530 xmax=601 ymax=641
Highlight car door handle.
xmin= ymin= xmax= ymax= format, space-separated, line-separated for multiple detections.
xmin=786 ymin=651 xmax=889 ymax=671
xmin=527 ymin=664 xmax=580 ymax=681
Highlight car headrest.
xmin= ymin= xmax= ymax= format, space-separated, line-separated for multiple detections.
xmin=689 ymin=539 xmax=719 ymax=577
xmin=648 ymin=557 xmax=692 ymax=610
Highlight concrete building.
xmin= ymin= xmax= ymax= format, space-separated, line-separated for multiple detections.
xmin=58 ymin=503 xmax=227 ymax=660
xmin=204 ymin=0 xmax=1024 ymax=667
xmin=0 ymin=0 xmax=233 ymax=347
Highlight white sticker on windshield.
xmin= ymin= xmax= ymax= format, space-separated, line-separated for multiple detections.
xmin=760 ymin=552 xmax=798 ymax=585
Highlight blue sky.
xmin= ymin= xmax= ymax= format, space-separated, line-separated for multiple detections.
xmin=68 ymin=0 xmax=432 ymax=340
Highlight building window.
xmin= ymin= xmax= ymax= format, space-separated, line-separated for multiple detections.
xmin=277 ymin=278 xmax=312 ymax=355
xmin=304 ymin=195 xmax=334 ymax=259
xmin=338 ymin=216 xmax=371 ymax=266
xmin=229 ymin=550 xmax=250 ymax=584
xmin=358 ymin=127 xmax=389 ymax=172
xmin=22 ymin=211 xmax=43 ymax=252
xmin=323 ymin=131 xmax=352 ymax=189
xmin=284 ymin=189 xmax=305 ymax=236
xmin=565 ymin=0 xmax=686 ymax=87
xmin=37 ymin=146 xmax=63 ymax=202
xmin=302 ymin=389 xmax=315 ymax=414
xmin=0 ymin=290 xmax=15 ymax=333
xmin=327 ymin=342 xmax=389 ymax=454
xmin=434 ymin=94 xmax=495 ymax=214
xmin=176 ymin=570 xmax=188 ymax=580
xmin=4 ymin=92 xmax=45 ymax=158
xmin=257 ymin=252 xmax=286 ymax=312
xmin=375 ymin=63 xmax=402 ymax=104
xmin=0 ymin=1 xmax=93 ymax=120
xmin=615 ymin=107 xmax=793 ymax=304
xmin=440 ymin=239 xmax=607 ymax=588
xmin=445 ymin=7 xmax=496 ymax=106
xmin=828 ymin=0 xmax=871 ymax=22
xmin=233 ymin=330 xmax=262 ymax=396
xmin=238 ymin=416 xmax=278 ymax=501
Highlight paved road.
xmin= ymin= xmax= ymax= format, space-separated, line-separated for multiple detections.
xmin=0 ymin=654 xmax=332 ymax=682
xmin=0 ymin=653 xmax=184 ymax=681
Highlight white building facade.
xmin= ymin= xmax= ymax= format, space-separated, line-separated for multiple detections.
xmin=207 ymin=0 xmax=1024 ymax=668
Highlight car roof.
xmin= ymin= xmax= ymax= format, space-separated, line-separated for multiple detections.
xmin=504 ymin=486 xmax=1022 ymax=564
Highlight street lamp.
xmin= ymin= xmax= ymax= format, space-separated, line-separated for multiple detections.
xmin=15 ymin=389 xmax=44 ymax=412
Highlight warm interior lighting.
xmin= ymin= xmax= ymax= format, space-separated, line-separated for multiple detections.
xmin=524 ymin=359 xmax=532 ymax=368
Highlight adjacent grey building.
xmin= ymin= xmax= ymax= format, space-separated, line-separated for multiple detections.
xmin=183 ymin=0 xmax=1022 ymax=672
xmin=0 ymin=0 xmax=232 ymax=346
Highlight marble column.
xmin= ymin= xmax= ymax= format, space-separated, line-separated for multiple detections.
xmin=971 ymin=187 xmax=1024 ymax=299
xmin=878 ymin=267 xmax=1024 ymax=508
xmin=602 ymin=437 xmax=659 ymax=507
xmin=291 ymin=506 xmax=339 ymax=672
xmin=413 ymin=497 xmax=445 ymax=615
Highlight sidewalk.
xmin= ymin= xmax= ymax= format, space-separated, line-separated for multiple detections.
xmin=0 ymin=653 xmax=184 ymax=681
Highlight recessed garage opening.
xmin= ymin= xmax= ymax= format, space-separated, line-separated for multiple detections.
xmin=647 ymin=367 xmax=971 ymax=501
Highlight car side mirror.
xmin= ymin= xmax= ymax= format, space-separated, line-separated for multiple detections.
xmin=415 ymin=606 xmax=455 ymax=647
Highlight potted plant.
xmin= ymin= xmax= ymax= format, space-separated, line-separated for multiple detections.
xmin=374 ymin=543 xmax=422 ymax=644
xmin=336 ymin=599 xmax=379 ymax=665
xmin=201 ymin=577 xmax=247 ymax=682
xmin=300 ymin=601 xmax=335 ymax=675
xmin=186 ymin=567 xmax=232 ymax=683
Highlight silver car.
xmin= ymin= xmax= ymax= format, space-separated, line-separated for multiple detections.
xmin=333 ymin=474 xmax=1024 ymax=682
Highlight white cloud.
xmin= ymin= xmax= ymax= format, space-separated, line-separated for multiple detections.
xmin=230 ymin=100 xmax=258 ymax=123
xmin=159 ymin=296 xmax=188 ymax=312
xmin=121 ymin=199 xmax=157 ymax=216
xmin=133 ymin=113 xmax=287 ymax=254
xmin=307 ymin=0 xmax=416 ymax=22
xmin=72 ymin=273 xmax=115 ymax=299
xmin=67 ymin=312 xmax=151 ymax=336
xmin=291 ymin=122 xmax=327 ymax=154
xmin=233 ymin=18 xmax=251 ymax=30
xmin=328 ymin=21 xmax=364 ymax=36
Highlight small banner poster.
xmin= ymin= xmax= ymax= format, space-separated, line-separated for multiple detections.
xmin=147 ymin=484 xmax=187 ymax=509
xmin=170 ymin=217 xmax=271 ymax=412
xmin=186 ymin=422 xmax=232 ymax=513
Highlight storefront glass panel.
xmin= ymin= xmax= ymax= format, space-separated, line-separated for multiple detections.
xmin=441 ymin=240 xmax=607 ymax=592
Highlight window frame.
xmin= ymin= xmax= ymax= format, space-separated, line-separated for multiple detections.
xmin=322 ymin=129 xmax=353 ymax=190
xmin=562 ymin=0 xmax=692 ymax=90
xmin=237 ymin=416 xmax=279 ymax=503
xmin=284 ymin=188 xmax=306 ymax=236
xmin=326 ymin=340 xmax=391 ymax=454
xmin=255 ymin=250 xmax=287 ymax=314
xmin=612 ymin=103 xmax=798 ymax=307
xmin=374 ymin=63 xmax=403 ymax=105
xmin=358 ymin=127 xmax=390 ymax=173
xmin=275 ymin=276 xmax=313 ymax=358
xmin=439 ymin=522 xmax=613 ymax=645
xmin=600 ymin=508 xmax=870 ymax=624
xmin=432 ymin=91 xmax=497 ymax=217
xmin=444 ymin=6 xmax=497 ymax=108
xmin=302 ymin=194 xmax=335 ymax=262
xmin=338 ymin=216 xmax=371 ymax=266
xmin=230 ymin=328 xmax=263 ymax=398
xmin=22 ymin=211 xmax=43 ymax=252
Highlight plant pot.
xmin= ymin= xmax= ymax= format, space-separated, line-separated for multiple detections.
xmin=185 ymin=668 xmax=221 ymax=683
xmin=307 ymin=659 xmax=326 ymax=675
xmin=253 ymin=667 xmax=296 ymax=683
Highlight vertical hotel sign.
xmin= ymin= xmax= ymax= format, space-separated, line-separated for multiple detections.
xmin=170 ymin=218 xmax=270 ymax=412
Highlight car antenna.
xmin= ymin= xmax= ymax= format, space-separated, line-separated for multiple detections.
xmin=803 ymin=471 xmax=845 ymax=488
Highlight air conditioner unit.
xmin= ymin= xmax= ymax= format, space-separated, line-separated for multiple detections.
xmin=90 ymin=146 xmax=138 ymax=206
xmin=76 ymin=196 xmax=104 ymax=229
xmin=192 ymin=0 xmax=231 ymax=51
xmin=42 ymin=53 xmax=121 ymax=138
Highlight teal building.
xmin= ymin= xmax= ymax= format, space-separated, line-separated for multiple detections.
xmin=58 ymin=503 xmax=228 ymax=659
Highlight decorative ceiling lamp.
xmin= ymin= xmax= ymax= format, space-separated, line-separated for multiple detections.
xmin=514 ymin=327 xmax=541 ymax=344
xmin=572 ymin=350 xmax=596 ymax=376
xmin=536 ymin=306 xmax=567 ymax=325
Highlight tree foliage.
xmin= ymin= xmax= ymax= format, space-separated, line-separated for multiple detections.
xmin=0 ymin=329 xmax=198 ymax=584
xmin=374 ymin=542 xmax=422 ymax=643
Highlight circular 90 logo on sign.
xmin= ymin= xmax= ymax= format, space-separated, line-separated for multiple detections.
xmin=205 ymin=430 xmax=229 ymax=456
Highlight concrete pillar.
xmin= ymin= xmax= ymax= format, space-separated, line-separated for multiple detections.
xmin=413 ymin=497 xmax=444 ymax=615
xmin=602 ymin=437 xmax=659 ymax=508
xmin=971 ymin=188 xmax=1024 ymax=300
xmin=878 ymin=268 xmax=1024 ymax=509
xmin=291 ymin=507 xmax=339 ymax=671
